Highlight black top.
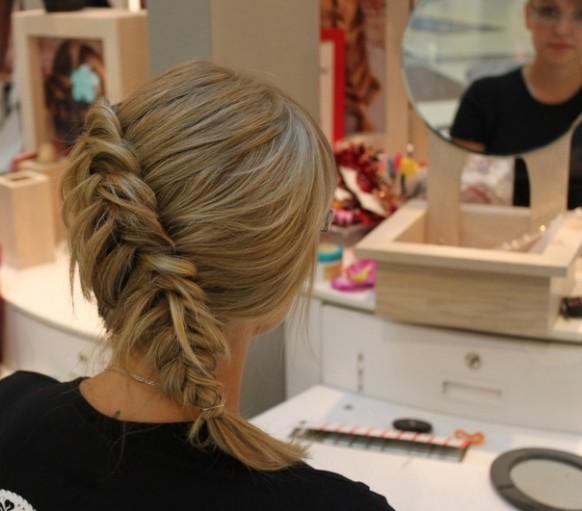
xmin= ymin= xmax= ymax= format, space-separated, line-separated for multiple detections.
xmin=450 ymin=67 xmax=582 ymax=155
xmin=0 ymin=371 xmax=394 ymax=511
xmin=450 ymin=67 xmax=582 ymax=208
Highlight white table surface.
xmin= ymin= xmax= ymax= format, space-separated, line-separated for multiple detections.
xmin=0 ymin=244 xmax=104 ymax=340
xmin=252 ymin=385 xmax=582 ymax=511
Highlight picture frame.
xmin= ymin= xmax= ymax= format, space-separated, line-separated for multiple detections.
xmin=13 ymin=8 xmax=149 ymax=152
xmin=320 ymin=28 xmax=345 ymax=143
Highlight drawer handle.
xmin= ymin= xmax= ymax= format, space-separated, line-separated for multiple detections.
xmin=465 ymin=352 xmax=482 ymax=370
xmin=443 ymin=380 xmax=502 ymax=404
xmin=77 ymin=352 xmax=89 ymax=363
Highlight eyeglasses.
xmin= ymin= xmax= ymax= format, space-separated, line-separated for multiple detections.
xmin=320 ymin=209 xmax=334 ymax=232
xmin=531 ymin=4 xmax=582 ymax=29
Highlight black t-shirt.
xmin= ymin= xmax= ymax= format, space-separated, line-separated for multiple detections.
xmin=450 ymin=67 xmax=582 ymax=207
xmin=0 ymin=371 xmax=394 ymax=511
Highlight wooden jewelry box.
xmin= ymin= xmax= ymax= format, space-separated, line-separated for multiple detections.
xmin=357 ymin=124 xmax=582 ymax=341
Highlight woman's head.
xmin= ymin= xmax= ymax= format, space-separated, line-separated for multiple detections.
xmin=62 ymin=60 xmax=336 ymax=470
xmin=525 ymin=0 xmax=582 ymax=66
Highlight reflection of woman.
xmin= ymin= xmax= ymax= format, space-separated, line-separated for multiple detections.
xmin=0 ymin=61 xmax=393 ymax=510
xmin=44 ymin=40 xmax=105 ymax=151
xmin=451 ymin=0 xmax=582 ymax=207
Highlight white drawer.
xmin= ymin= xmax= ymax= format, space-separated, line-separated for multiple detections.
xmin=322 ymin=304 xmax=582 ymax=434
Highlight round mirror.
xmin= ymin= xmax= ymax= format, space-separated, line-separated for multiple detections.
xmin=402 ymin=0 xmax=582 ymax=156
xmin=491 ymin=448 xmax=582 ymax=510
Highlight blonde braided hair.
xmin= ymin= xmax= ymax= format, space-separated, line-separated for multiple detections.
xmin=62 ymin=60 xmax=336 ymax=470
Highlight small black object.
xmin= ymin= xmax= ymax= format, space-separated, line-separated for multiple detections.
xmin=392 ymin=418 xmax=433 ymax=434
xmin=43 ymin=0 xmax=85 ymax=12
xmin=561 ymin=296 xmax=582 ymax=318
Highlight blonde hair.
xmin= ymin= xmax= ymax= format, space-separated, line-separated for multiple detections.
xmin=62 ymin=60 xmax=336 ymax=471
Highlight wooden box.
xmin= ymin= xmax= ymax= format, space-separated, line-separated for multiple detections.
xmin=357 ymin=126 xmax=582 ymax=340
xmin=19 ymin=158 xmax=68 ymax=242
xmin=0 ymin=171 xmax=56 ymax=268
xmin=13 ymin=8 xmax=149 ymax=152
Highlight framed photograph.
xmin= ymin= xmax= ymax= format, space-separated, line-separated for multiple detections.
xmin=13 ymin=8 xmax=149 ymax=153
xmin=320 ymin=28 xmax=345 ymax=143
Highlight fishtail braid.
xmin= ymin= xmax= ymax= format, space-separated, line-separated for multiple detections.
xmin=63 ymin=100 xmax=228 ymax=429
xmin=62 ymin=61 xmax=337 ymax=471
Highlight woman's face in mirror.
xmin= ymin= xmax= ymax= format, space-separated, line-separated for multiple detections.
xmin=525 ymin=0 xmax=582 ymax=65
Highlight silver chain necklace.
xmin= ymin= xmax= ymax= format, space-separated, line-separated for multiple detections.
xmin=107 ymin=367 xmax=157 ymax=386
xmin=105 ymin=367 xmax=226 ymax=414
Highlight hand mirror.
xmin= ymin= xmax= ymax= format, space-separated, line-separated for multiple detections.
xmin=491 ymin=448 xmax=582 ymax=510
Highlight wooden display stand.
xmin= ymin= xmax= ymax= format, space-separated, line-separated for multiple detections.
xmin=357 ymin=122 xmax=582 ymax=340
xmin=0 ymin=171 xmax=56 ymax=268
xmin=19 ymin=157 xmax=68 ymax=243
xmin=13 ymin=8 xmax=149 ymax=151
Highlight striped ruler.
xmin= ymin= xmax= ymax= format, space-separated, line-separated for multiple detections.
xmin=290 ymin=422 xmax=470 ymax=462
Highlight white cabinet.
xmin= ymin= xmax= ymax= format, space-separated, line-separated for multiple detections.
xmin=286 ymin=298 xmax=582 ymax=434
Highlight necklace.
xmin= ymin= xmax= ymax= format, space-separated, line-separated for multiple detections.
xmin=107 ymin=367 xmax=157 ymax=386
xmin=105 ymin=367 xmax=226 ymax=415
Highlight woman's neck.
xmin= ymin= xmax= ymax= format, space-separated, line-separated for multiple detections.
xmin=79 ymin=323 xmax=253 ymax=423
xmin=525 ymin=59 xmax=582 ymax=104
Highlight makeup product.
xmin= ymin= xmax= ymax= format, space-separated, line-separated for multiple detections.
xmin=317 ymin=243 xmax=343 ymax=282
xmin=560 ymin=297 xmax=582 ymax=319
xmin=393 ymin=418 xmax=433 ymax=434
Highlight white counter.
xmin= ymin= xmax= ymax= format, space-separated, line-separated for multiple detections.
xmin=253 ymin=385 xmax=582 ymax=511
xmin=1 ymin=243 xmax=104 ymax=340
xmin=5 ymin=245 xmax=581 ymax=343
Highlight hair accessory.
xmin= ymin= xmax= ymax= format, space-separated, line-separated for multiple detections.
xmin=201 ymin=403 xmax=225 ymax=414
xmin=331 ymin=259 xmax=376 ymax=291
xmin=454 ymin=429 xmax=486 ymax=446
xmin=192 ymin=402 xmax=226 ymax=433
